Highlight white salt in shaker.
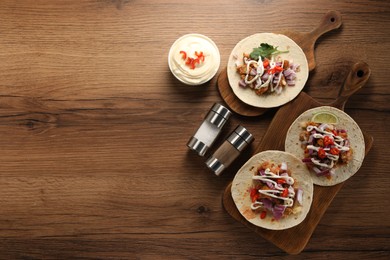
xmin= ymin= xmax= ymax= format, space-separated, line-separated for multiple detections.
xmin=187 ymin=103 xmax=231 ymax=156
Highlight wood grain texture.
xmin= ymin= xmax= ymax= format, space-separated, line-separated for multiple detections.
xmin=0 ymin=0 xmax=389 ymax=258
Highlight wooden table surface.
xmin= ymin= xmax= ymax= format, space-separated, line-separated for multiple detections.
xmin=0 ymin=0 xmax=389 ymax=258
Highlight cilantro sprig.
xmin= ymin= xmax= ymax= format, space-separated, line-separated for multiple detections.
xmin=249 ymin=43 xmax=289 ymax=60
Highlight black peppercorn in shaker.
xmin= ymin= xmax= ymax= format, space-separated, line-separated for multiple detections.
xmin=205 ymin=125 xmax=254 ymax=175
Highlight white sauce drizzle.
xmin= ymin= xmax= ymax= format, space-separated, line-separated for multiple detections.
xmin=251 ymin=167 xmax=295 ymax=208
xmin=244 ymin=55 xmax=285 ymax=92
xmin=244 ymin=60 xmax=260 ymax=84
xmin=306 ymin=124 xmax=350 ymax=169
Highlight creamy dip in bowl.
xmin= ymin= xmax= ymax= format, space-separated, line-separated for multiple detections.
xmin=168 ymin=33 xmax=220 ymax=85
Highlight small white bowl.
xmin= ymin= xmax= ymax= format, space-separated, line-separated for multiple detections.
xmin=168 ymin=33 xmax=220 ymax=85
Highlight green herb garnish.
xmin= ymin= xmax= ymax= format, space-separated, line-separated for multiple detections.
xmin=249 ymin=43 xmax=289 ymax=60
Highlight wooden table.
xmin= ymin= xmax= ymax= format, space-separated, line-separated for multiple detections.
xmin=0 ymin=0 xmax=388 ymax=258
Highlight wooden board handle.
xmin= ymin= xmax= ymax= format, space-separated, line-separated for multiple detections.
xmin=308 ymin=11 xmax=343 ymax=43
xmin=302 ymin=10 xmax=342 ymax=71
xmin=332 ymin=61 xmax=371 ymax=109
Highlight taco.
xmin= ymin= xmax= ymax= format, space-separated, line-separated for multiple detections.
xmin=285 ymin=106 xmax=365 ymax=186
xmin=227 ymin=33 xmax=309 ymax=108
xmin=231 ymin=150 xmax=313 ymax=230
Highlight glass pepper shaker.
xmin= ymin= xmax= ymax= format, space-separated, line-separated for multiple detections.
xmin=205 ymin=125 xmax=254 ymax=175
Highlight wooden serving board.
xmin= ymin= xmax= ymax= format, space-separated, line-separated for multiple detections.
xmin=217 ymin=11 xmax=342 ymax=117
xmin=222 ymin=61 xmax=373 ymax=254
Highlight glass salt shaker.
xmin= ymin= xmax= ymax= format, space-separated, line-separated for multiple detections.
xmin=187 ymin=103 xmax=231 ymax=156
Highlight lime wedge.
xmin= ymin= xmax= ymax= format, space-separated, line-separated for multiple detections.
xmin=311 ymin=112 xmax=338 ymax=124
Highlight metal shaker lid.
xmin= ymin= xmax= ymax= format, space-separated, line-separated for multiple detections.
xmin=227 ymin=125 xmax=254 ymax=151
xmin=205 ymin=156 xmax=225 ymax=176
xmin=187 ymin=136 xmax=208 ymax=156
xmin=205 ymin=103 xmax=231 ymax=128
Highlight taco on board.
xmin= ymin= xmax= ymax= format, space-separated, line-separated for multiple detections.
xmin=231 ymin=150 xmax=313 ymax=230
xmin=285 ymin=106 xmax=365 ymax=186
xmin=227 ymin=33 xmax=309 ymax=108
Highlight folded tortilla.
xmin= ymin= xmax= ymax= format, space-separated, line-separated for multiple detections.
xmin=227 ymin=33 xmax=309 ymax=108
xmin=285 ymin=106 xmax=365 ymax=186
xmin=231 ymin=150 xmax=313 ymax=230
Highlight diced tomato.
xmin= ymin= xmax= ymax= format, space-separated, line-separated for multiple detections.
xmin=318 ymin=148 xmax=327 ymax=159
xmin=195 ymin=51 xmax=203 ymax=58
xmin=277 ymin=179 xmax=286 ymax=185
xmin=183 ymin=51 xmax=204 ymax=69
xmin=323 ymin=136 xmax=334 ymax=146
xmin=185 ymin=57 xmax=193 ymax=65
xmin=195 ymin=51 xmax=205 ymax=63
xmin=190 ymin=58 xmax=200 ymax=69
xmin=179 ymin=50 xmax=187 ymax=60
xmin=332 ymin=130 xmax=338 ymax=136
xmin=330 ymin=147 xmax=340 ymax=155
xmin=250 ymin=188 xmax=258 ymax=202
xmin=260 ymin=211 xmax=267 ymax=219
xmin=263 ymin=59 xmax=269 ymax=68
xmin=275 ymin=66 xmax=284 ymax=72
xmin=268 ymin=66 xmax=283 ymax=74
xmin=252 ymin=193 xmax=259 ymax=203
xmin=281 ymin=188 xmax=289 ymax=198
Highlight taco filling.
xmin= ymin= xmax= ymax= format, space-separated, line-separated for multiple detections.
xmin=299 ymin=122 xmax=353 ymax=178
xmin=249 ymin=160 xmax=303 ymax=221
xmin=235 ymin=43 xmax=301 ymax=95
xmin=232 ymin=150 xmax=313 ymax=230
